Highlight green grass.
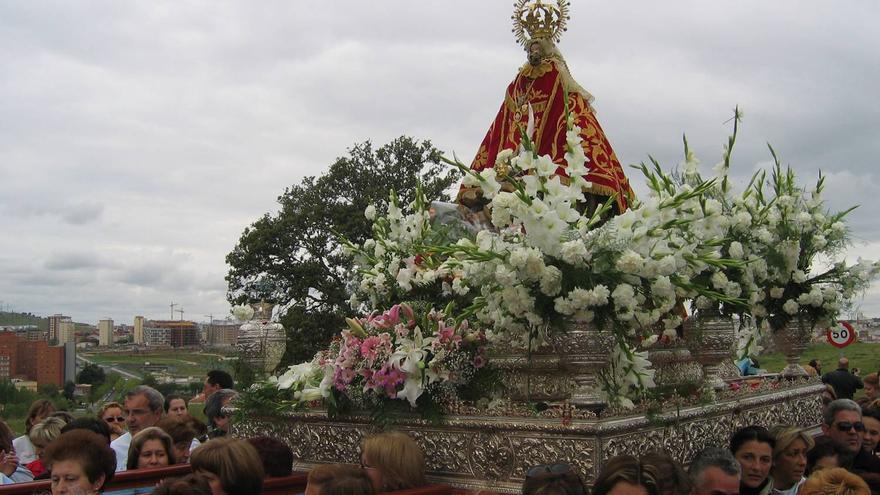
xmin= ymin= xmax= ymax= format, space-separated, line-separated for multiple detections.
xmin=84 ymin=350 xmax=233 ymax=379
xmin=757 ymin=342 xmax=880 ymax=376
xmin=4 ymin=417 xmax=25 ymax=435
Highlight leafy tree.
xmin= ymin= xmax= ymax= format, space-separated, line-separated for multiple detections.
xmin=226 ymin=137 xmax=459 ymax=365
xmin=76 ymin=363 xmax=106 ymax=386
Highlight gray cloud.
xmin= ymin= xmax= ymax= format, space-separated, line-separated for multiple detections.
xmin=45 ymin=251 xmax=112 ymax=271
xmin=1 ymin=1 xmax=878 ymax=322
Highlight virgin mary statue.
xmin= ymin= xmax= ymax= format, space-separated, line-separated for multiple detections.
xmin=458 ymin=0 xmax=634 ymax=216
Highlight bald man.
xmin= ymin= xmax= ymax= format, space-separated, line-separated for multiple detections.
xmin=822 ymin=357 xmax=864 ymax=400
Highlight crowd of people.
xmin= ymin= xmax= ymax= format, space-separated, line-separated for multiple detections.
xmin=521 ymin=396 xmax=880 ymax=495
xmin=4 ymin=364 xmax=880 ymax=495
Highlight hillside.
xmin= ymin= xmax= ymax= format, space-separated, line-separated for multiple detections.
xmin=0 ymin=311 xmax=49 ymax=330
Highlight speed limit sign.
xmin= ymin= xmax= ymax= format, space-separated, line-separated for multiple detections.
xmin=827 ymin=321 xmax=857 ymax=348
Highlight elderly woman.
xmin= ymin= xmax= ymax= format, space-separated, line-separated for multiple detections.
xmin=360 ymin=431 xmax=426 ymax=492
xmin=126 ymin=427 xmax=175 ymax=470
xmin=203 ymin=389 xmax=237 ymax=439
xmin=26 ymin=416 xmax=67 ymax=478
xmin=12 ymin=399 xmax=55 ymax=465
xmin=769 ymin=426 xmax=815 ymax=495
xmin=190 ymin=437 xmax=264 ymax=495
xmin=44 ymin=430 xmax=116 ymax=495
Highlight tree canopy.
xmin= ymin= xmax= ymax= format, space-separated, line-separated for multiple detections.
xmin=76 ymin=363 xmax=106 ymax=386
xmin=226 ymin=136 xmax=459 ymax=365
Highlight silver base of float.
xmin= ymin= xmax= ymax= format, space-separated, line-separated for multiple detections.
xmin=234 ymin=379 xmax=823 ymax=494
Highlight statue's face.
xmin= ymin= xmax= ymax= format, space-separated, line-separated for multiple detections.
xmin=528 ymin=42 xmax=543 ymax=66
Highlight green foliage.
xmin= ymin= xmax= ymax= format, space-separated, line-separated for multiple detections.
xmin=63 ymin=381 xmax=75 ymax=400
xmin=39 ymin=383 xmax=59 ymax=398
xmin=141 ymin=373 xmax=158 ymax=388
xmin=89 ymin=372 xmax=122 ymax=402
xmin=76 ymin=363 xmax=106 ymax=386
xmin=231 ymin=356 xmax=258 ymax=390
xmin=226 ymin=136 xmax=459 ymax=365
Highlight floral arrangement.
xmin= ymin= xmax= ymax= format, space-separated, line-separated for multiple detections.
xmin=243 ymin=108 xmax=878 ymax=413
xmin=743 ymin=152 xmax=880 ymax=332
xmin=344 ymin=112 xmax=758 ymax=406
xmin=245 ymin=303 xmax=489 ymax=417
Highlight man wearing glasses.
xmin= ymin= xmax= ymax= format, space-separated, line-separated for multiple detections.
xmin=821 ymin=399 xmax=880 ymax=483
xmin=110 ymin=385 xmax=165 ymax=471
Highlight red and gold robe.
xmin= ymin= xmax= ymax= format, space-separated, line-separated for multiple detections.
xmin=460 ymin=59 xmax=634 ymax=213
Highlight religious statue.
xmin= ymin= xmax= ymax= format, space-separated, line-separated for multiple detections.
xmin=458 ymin=0 xmax=634 ymax=215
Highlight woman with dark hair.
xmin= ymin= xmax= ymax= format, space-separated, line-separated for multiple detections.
xmin=522 ymin=462 xmax=587 ymax=495
xmin=360 ymin=431 xmax=426 ymax=492
xmin=156 ymin=417 xmax=198 ymax=464
xmin=807 ymin=437 xmax=853 ymax=474
xmin=12 ymin=399 xmax=55 ymax=464
xmin=44 ymin=429 xmax=116 ymax=494
xmin=164 ymin=394 xmax=190 ymax=419
xmin=729 ymin=426 xmax=775 ymax=495
xmin=126 ymin=427 xmax=175 ymax=470
xmin=593 ymin=455 xmax=661 ymax=495
xmin=190 ymin=437 xmax=264 ymax=495
xmin=861 ymin=407 xmax=880 ymax=456
xmin=203 ymin=389 xmax=237 ymax=439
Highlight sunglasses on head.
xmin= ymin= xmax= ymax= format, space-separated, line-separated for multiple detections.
xmin=104 ymin=416 xmax=125 ymax=422
xmin=835 ymin=421 xmax=865 ymax=432
xmin=526 ymin=463 xmax=571 ymax=478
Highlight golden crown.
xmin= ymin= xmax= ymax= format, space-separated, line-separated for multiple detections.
xmin=511 ymin=0 xmax=570 ymax=45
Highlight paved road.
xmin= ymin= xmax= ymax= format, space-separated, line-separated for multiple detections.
xmin=77 ymin=355 xmax=142 ymax=380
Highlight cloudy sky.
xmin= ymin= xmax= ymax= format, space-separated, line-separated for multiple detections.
xmin=1 ymin=1 xmax=878 ymax=325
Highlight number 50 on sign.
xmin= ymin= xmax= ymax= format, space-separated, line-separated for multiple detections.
xmin=827 ymin=321 xmax=857 ymax=348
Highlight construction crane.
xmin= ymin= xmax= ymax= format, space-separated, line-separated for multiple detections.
xmin=175 ymin=308 xmax=185 ymax=321
xmin=170 ymin=301 xmax=178 ymax=320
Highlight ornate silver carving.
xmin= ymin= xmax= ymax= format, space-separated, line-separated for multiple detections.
xmin=648 ymin=346 xmax=703 ymax=389
xmin=773 ymin=315 xmax=811 ymax=379
xmin=235 ymin=383 xmax=824 ymax=494
xmin=491 ymin=352 xmax=571 ymax=402
xmin=549 ymin=319 xmax=615 ymax=410
xmin=685 ymin=308 xmax=737 ymax=389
